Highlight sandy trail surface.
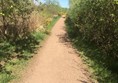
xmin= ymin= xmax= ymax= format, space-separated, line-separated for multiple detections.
xmin=19 ymin=18 xmax=95 ymax=83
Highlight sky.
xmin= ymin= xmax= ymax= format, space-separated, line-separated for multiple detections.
xmin=38 ymin=0 xmax=69 ymax=8
xmin=58 ymin=0 xmax=69 ymax=8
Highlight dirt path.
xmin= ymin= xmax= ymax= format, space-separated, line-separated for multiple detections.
xmin=19 ymin=18 xmax=95 ymax=83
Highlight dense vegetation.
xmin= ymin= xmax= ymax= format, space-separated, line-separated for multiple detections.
xmin=66 ymin=0 xmax=118 ymax=82
xmin=0 ymin=0 xmax=64 ymax=82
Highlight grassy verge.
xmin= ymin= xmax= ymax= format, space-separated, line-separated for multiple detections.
xmin=47 ymin=16 xmax=60 ymax=30
xmin=69 ymin=35 xmax=118 ymax=83
xmin=0 ymin=16 xmax=60 ymax=83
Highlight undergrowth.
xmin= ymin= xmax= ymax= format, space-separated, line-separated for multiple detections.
xmin=68 ymin=33 xmax=118 ymax=83
xmin=0 ymin=17 xmax=60 ymax=83
xmin=66 ymin=0 xmax=118 ymax=82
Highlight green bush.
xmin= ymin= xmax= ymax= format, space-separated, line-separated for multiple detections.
xmin=66 ymin=0 xmax=118 ymax=82
xmin=66 ymin=0 xmax=118 ymax=62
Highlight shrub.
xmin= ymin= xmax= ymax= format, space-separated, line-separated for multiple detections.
xmin=66 ymin=0 xmax=118 ymax=61
xmin=66 ymin=0 xmax=118 ymax=81
xmin=0 ymin=0 xmax=33 ymax=42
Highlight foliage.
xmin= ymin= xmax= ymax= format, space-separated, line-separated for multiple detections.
xmin=72 ymin=35 xmax=118 ymax=82
xmin=0 ymin=0 xmax=61 ymax=82
xmin=0 ymin=15 xmax=60 ymax=83
xmin=66 ymin=0 xmax=118 ymax=82
xmin=0 ymin=0 xmax=33 ymax=42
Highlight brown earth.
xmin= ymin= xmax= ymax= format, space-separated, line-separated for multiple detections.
xmin=18 ymin=17 xmax=96 ymax=83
